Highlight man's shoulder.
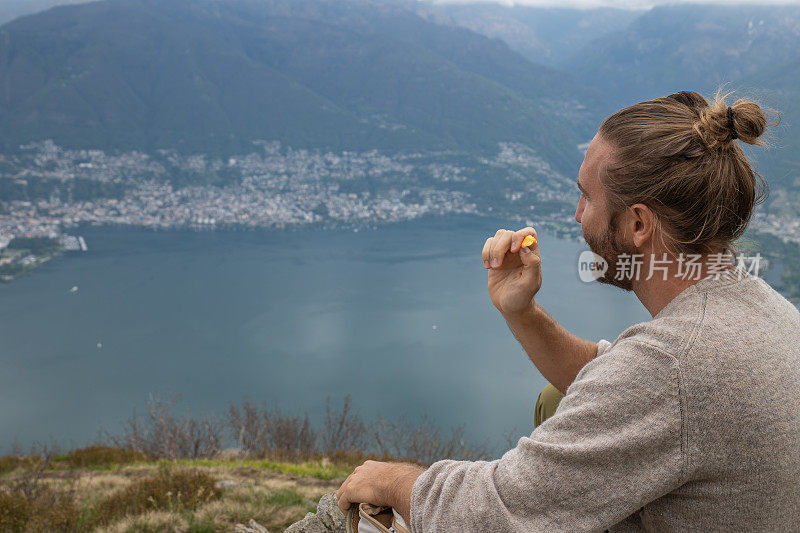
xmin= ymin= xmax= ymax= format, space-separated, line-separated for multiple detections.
xmin=604 ymin=269 xmax=798 ymax=360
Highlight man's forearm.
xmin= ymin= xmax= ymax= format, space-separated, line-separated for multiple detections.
xmin=503 ymin=302 xmax=598 ymax=394
xmin=386 ymin=463 xmax=426 ymax=526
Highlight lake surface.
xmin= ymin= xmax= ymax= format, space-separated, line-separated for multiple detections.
xmin=0 ymin=215 xmax=650 ymax=452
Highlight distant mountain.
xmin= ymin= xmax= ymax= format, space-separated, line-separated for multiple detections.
xmin=565 ymin=4 xmax=800 ymax=112
xmin=0 ymin=0 xmax=89 ymax=25
xmin=417 ymin=2 xmax=642 ymax=67
xmin=0 ymin=0 xmax=600 ymax=172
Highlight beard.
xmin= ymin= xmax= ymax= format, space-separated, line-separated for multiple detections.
xmin=582 ymin=216 xmax=637 ymax=292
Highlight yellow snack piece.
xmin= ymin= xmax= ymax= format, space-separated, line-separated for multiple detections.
xmin=521 ymin=235 xmax=537 ymax=248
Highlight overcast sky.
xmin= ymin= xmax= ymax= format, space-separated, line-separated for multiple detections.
xmin=431 ymin=0 xmax=800 ymax=9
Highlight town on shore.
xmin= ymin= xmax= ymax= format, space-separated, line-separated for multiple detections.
xmin=1 ymin=140 xmax=798 ymax=287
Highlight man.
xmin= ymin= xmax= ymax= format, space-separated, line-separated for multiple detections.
xmin=336 ymin=91 xmax=800 ymax=531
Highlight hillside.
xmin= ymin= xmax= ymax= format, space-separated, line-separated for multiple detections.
xmin=0 ymin=0 xmax=598 ymax=172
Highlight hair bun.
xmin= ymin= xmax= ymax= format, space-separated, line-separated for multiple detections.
xmin=694 ymin=96 xmax=767 ymax=149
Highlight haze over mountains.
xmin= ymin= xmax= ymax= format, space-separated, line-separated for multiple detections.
xmin=0 ymin=0 xmax=798 ymax=207
xmin=417 ymin=2 xmax=643 ymax=67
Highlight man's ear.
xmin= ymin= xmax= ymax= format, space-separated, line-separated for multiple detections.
xmin=628 ymin=203 xmax=655 ymax=248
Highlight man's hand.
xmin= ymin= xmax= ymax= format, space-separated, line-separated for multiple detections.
xmin=482 ymin=227 xmax=542 ymax=315
xmin=336 ymin=460 xmax=426 ymax=525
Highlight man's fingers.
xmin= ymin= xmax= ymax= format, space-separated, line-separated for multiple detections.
xmin=482 ymin=237 xmax=492 ymax=268
xmin=336 ymin=475 xmax=351 ymax=512
xmin=482 ymin=228 xmax=538 ymax=269
xmin=489 ymin=230 xmax=514 ymax=268
xmin=337 ymin=493 xmax=352 ymax=514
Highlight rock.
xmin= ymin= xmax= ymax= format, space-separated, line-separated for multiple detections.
xmin=315 ymin=493 xmax=346 ymax=530
xmin=283 ymin=512 xmax=330 ymax=533
xmin=284 ymin=493 xmax=346 ymax=533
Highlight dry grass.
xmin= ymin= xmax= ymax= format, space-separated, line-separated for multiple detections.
xmin=0 ymin=481 xmax=79 ymax=532
xmin=0 ymin=456 xmax=339 ymax=532
xmin=96 ymin=510 xmax=188 ymax=533
xmin=190 ymin=485 xmax=319 ymax=531
xmin=91 ymin=466 xmax=221 ymax=526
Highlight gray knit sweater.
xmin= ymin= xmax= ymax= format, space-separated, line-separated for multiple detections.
xmin=410 ymin=267 xmax=800 ymax=532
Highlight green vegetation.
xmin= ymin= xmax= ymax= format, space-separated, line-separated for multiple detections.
xmin=168 ymin=458 xmax=356 ymax=481
xmin=7 ymin=237 xmax=60 ymax=255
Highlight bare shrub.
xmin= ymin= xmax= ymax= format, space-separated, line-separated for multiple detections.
xmin=371 ymin=415 xmax=492 ymax=465
xmin=321 ymin=396 xmax=365 ymax=456
xmin=268 ymin=411 xmax=315 ymax=460
xmin=107 ymin=394 xmax=224 ymax=459
xmin=228 ymin=400 xmax=316 ymax=460
xmin=229 ymin=400 xmax=269 ymax=455
xmin=99 ymin=394 xmax=498 ymax=465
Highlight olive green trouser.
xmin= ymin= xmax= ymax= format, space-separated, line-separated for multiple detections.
xmin=533 ymin=383 xmax=564 ymax=428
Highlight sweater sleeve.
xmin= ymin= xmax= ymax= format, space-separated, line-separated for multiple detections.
xmin=409 ymin=340 xmax=687 ymax=532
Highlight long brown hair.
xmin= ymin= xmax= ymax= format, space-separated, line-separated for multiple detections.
xmin=598 ymin=90 xmax=775 ymax=255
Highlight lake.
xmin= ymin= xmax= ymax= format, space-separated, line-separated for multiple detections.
xmin=0 ymin=215 xmax=650 ymax=453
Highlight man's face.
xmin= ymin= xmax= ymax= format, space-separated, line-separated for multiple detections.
xmin=575 ymin=134 xmax=636 ymax=291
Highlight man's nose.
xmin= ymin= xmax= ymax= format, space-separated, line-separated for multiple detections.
xmin=575 ymin=197 xmax=584 ymax=223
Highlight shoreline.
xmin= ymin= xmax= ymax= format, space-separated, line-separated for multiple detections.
xmin=0 ymin=211 xmax=585 ymax=283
